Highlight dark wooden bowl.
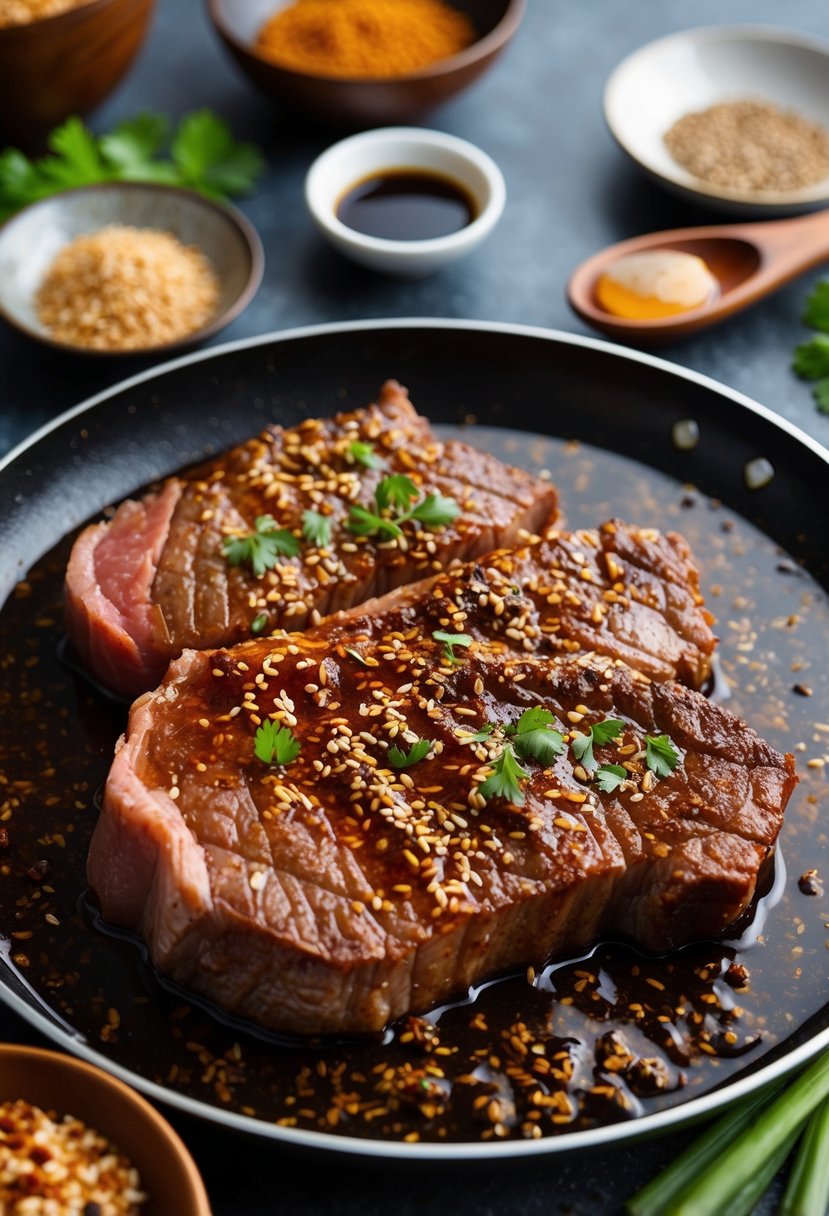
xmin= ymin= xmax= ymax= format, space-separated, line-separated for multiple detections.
xmin=0 ymin=0 xmax=155 ymax=148
xmin=205 ymin=0 xmax=525 ymax=127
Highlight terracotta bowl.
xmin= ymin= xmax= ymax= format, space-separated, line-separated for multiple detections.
xmin=0 ymin=1045 xmax=211 ymax=1214
xmin=0 ymin=0 xmax=155 ymax=148
xmin=205 ymin=0 xmax=526 ymax=127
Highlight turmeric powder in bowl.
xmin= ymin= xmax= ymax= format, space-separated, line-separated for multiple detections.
xmin=255 ymin=0 xmax=476 ymax=79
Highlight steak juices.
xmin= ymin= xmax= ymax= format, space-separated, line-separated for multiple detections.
xmin=69 ymin=385 xmax=796 ymax=1037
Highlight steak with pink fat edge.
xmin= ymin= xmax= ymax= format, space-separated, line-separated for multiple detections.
xmin=65 ymin=381 xmax=558 ymax=697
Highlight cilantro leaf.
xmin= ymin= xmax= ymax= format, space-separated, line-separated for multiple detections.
xmin=302 ymin=509 xmax=333 ymax=548
xmin=345 ymin=504 xmax=403 ymax=540
xmin=409 ymin=491 xmax=461 ymax=530
xmin=171 ymin=110 xmax=263 ymax=198
xmin=802 ymin=280 xmax=829 ymax=333
xmin=348 ymin=440 xmax=382 ymax=469
xmin=595 ymin=764 xmax=627 ymax=793
xmin=470 ymin=723 xmax=496 ymax=742
xmin=514 ymin=707 xmax=554 ymax=733
xmin=388 ymin=738 xmax=432 ymax=769
xmin=815 ymin=379 xmax=829 ymax=414
xmin=100 ymin=113 xmax=177 ymax=182
xmin=251 ymin=612 xmax=269 ymax=635
xmin=571 ymin=718 xmax=624 ymax=772
xmin=645 ymin=734 xmax=680 ymax=778
xmin=376 ymin=474 xmax=419 ymax=513
xmin=38 ymin=117 xmax=107 ymax=189
xmin=222 ymin=514 xmax=300 ymax=576
xmin=793 ymin=336 xmax=829 ymax=380
xmin=508 ymin=706 xmax=565 ymax=764
xmin=432 ymin=630 xmax=473 ymax=665
xmin=254 ymin=720 xmax=301 ymax=766
xmin=478 ymin=743 xmax=528 ymax=805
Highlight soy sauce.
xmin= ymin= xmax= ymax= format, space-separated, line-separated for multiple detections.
xmin=337 ymin=169 xmax=476 ymax=241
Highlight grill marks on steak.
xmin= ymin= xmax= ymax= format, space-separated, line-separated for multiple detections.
xmin=331 ymin=519 xmax=716 ymax=689
xmin=88 ymin=535 xmax=793 ymax=1036
xmin=65 ymin=381 xmax=557 ymax=698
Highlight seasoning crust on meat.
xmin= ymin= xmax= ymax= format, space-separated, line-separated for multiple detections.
xmin=65 ymin=381 xmax=557 ymax=698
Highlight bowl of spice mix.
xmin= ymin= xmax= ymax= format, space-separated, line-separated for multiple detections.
xmin=205 ymin=0 xmax=526 ymax=127
xmin=0 ymin=1044 xmax=211 ymax=1215
xmin=604 ymin=25 xmax=829 ymax=215
xmin=0 ymin=181 xmax=264 ymax=355
xmin=0 ymin=0 xmax=155 ymax=147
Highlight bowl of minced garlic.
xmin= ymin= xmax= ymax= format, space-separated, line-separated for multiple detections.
xmin=0 ymin=182 xmax=263 ymax=354
xmin=0 ymin=1044 xmax=211 ymax=1215
xmin=206 ymin=0 xmax=526 ymax=126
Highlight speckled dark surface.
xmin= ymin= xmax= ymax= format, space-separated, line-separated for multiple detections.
xmin=2 ymin=0 xmax=829 ymax=1211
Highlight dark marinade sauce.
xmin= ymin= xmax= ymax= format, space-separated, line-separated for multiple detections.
xmin=337 ymin=170 xmax=476 ymax=241
xmin=0 ymin=428 xmax=827 ymax=1146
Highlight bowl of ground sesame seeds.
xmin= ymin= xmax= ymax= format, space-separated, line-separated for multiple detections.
xmin=0 ymin=1044 xmax=211 ymax=1214
xmin=604 ymin=25 xmax=829 ymax=215
xmin=0 ymin=181 xmax=264 ymax=355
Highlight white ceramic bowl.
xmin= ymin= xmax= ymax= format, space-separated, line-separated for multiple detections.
xmin=604 ymin=25 xmax=829 ymax=216
xmin=305 ymin=127 xmax=506 ymax=275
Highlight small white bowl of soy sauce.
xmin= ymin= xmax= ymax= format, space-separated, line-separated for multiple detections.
xmin=305 ymin=127 xmax=506 ymax=276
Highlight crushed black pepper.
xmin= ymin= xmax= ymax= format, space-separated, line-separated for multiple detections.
xmin=0 ymin=427 xmax=825 ymax=1146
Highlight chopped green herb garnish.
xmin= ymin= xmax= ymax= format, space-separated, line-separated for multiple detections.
xmin=470 ymin=723 xmax=496 ymax=742
xmin=571 ymin=717 xmax=625 ymax=772
xmin=346 ymin=474 xmax=460 ymax=540
xmin=645 ymin=733 xmax=680 ymax=777
xmin=595 ymin=763 xmax=627 ymax=793
xmin=432 ymin=630 xmax=473 ymax=665
xmin=0 ymin=109 xmax=264 ymax=222
xmin=478 ymin=742 xmax=528 ymax=806
xmin=793 ymin=335 xmax=829 ymax=380
xmin=509 ymin=707 xmax=566 ymax=765
xmin=254 ymin=720 xmax=301 ymax=766
xmin=348 ymin=439 xmax=382 ymax=469
xmin=388 ymin=738 xmax=432 ymax=769
xmin=301 ymin=509 xmax=333 ymax=548
xmin=803 ymin=280 xmax=829 ymax=333
xmin=250 ymin=612 xmax=268 ymax=635
xmin=222 ymin=514 xmax=300 ymax=577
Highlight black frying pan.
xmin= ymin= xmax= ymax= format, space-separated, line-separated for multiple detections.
xmin=0 ymin=319 xmax=827 ymax=1160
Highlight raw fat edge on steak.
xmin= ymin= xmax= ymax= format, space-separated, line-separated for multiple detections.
xmin=87 ymin=524 xmax=795 ymax=1036
xmin=65 ymin=382 xmax=557 ymax=698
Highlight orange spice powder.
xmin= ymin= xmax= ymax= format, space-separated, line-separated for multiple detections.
xmin=255 ymin=0 xmax=476 ymax=79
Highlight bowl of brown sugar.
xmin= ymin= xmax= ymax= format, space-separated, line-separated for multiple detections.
xmin=0 ymin=182 xmax=264 ymax=355
xmin=604 ymin=25 xmax=829 ymax=215
xmin=205 ymin=0 xmax=526 ymax=127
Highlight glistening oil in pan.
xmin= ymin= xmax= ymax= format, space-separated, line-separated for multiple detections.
xmin=0 ymin=428 xmax=826 ymax=1145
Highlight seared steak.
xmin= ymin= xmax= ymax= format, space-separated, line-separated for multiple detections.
xmin=88 ymin=534 xmax=790 ymax=1036
xmin=337 ymin=519 xmax=716 ymax=689
xmin=65 ymin=382 xmax=557 ymax=697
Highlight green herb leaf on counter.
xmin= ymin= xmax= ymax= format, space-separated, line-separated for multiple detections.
xmin=0 ymin=109 xmax=264 ymax=221
xmin=223 ymin=514 xmax=300 ymax=577
xmin=802 ymin=280 xmax=829 ymax=333
xmin=571 ymin=718 xmax=625 ymax=772
xmin=254 ymin=720 xmax=301 ymax=767
xmin=792 ymin=335 xmax=829 ymax=380
xmin=388 ymin=738 xmax=432 ymax=769
xmin=348 ymin=440 xmax=382 ymax=469
xmin=645 ymin=733 xmax=680 ymax=778
xmin=595 ymin=763 xmax=627 ymax=793
xmin=478 ymin=742 xmax=528 ymax=806
xmin=814 ymin=379 xmax=829 ymax=414
xmin=302 ymin=509 xmax=333 ymax=548
xmin=432 ymin=630 xmax=473 ymax=665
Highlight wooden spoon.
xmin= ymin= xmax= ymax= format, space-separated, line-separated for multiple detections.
xmin=566 ymin=209 xmax=829 ymax=344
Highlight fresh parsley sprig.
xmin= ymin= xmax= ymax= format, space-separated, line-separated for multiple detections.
xmin=254 ymin=720 xmax=301 ymax=766
xmin=388 ymin=738 xmax=432 ymax=769
xmin=793 ymin=281 xmax=829 ymax=414
xmin=347 ymin=474 xmax=460 ymax=541
xmin=348 ymin=440 xmax=382 ymax=469
xmin=432 ymin=630 xmax=473 ymax=665
xmin=302 ymin=509 xmax=333 ymax=548
xmin=478 ymin=742 xmax=528 ymax=806
xmin=506 ymin=707 xmax=566 ymax=765
xmin=0 ymin=110 xmax=264 ymax=221
xmin=595 ymin=763 xmax=627 ymax=793
xmin=223 ymin=515 xmax=300 ymax=577
xmin=571 ymin=718 xmax=625 ymax=773
xmin=645 ymin=733 xmax=681 ymax=777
